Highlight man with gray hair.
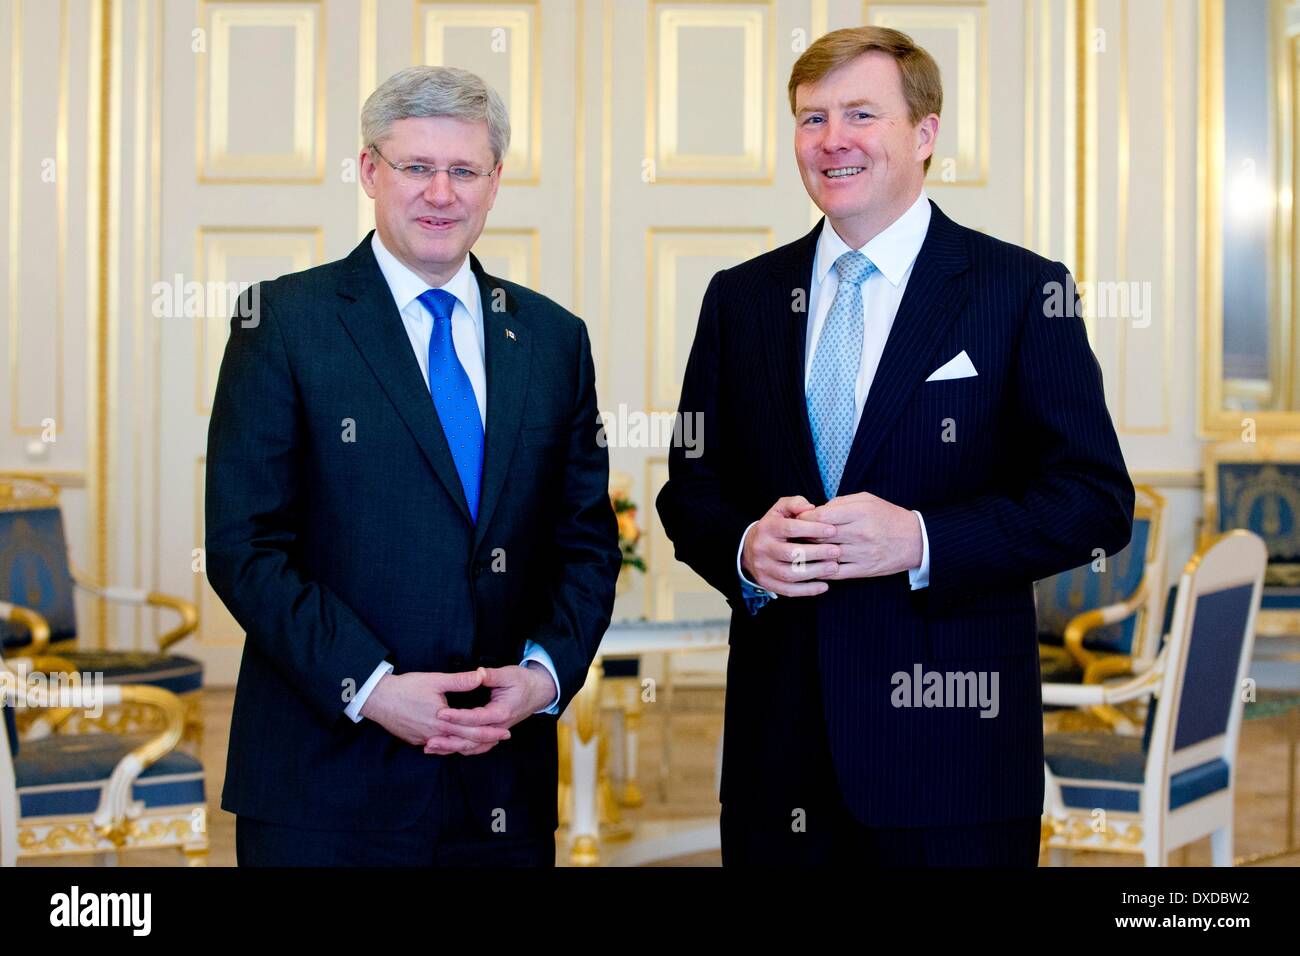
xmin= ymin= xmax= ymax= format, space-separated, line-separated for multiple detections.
xmin=206 ymin=66 xmax=620 ymax=865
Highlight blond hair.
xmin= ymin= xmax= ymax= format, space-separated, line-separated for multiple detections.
xmin=788 ymin=26 xmax=942 ymax=172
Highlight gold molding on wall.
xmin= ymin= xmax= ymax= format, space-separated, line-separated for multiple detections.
xmin=645 ymin=226 xmax=772 ymax=413
xmin=863 ymin=0 xmax=989 ymax=187
xmin=87 ymin=0 xmax=117 ymax=646
xmin=600 ymin=0 xmax=612 ymax=387
xmin=193 ymin=226 xmax=323 ymax=416
xmin=474 ymin=227 xmax=540 ymax=288
xmin=1131 ymin=469 xmax=1203 ymax=490
xmin=1117 ymin=0 xmax=1174 ymax=436
xmin=1195 ymin=0 xmax=1300 ymax=438
xmin=357 ymin=0 xmax=377 ymax=239
xmin=643 ymin=456 xmax=720 ymax=619
xmin=413 ymin=0 xmax=542 ymax=185
xmin=646 ymin=0 xmax=776 ymax=185
xmin=195 ymin=0 xmax=327 ymax=184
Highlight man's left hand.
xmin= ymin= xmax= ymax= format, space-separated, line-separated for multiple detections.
xmin=804 ymin=492 xmax=923 ymax=580
xmin=427 ymin=664 xmax=557 ymax=754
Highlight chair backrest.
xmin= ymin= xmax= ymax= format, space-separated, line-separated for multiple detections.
xmin=1034 ymin=484 xmax=1167 ymax=658
xmin=1142 ymin=530 xmax=1266 ymax=811
xmin=0 ymin=477 xmax=77 ymax=649
xmin=1205 ymin=441 xmax=1300 ymax=586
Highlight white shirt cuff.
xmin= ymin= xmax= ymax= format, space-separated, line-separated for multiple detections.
xmin=344 ymin=660 xmax=394 ymax=723
xmin=522 ymin=640 xmax=561 ymax=715
xmin=907 ymin=510 xmax=930 ymax=590
xmin=736 ymin=520 xmax=777 ymax=598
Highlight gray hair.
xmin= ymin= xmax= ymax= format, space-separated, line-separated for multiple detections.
xmin=361 ymin=66 xmax=511 ymax=166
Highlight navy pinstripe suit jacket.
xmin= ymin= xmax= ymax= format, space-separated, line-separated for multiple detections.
xmin=657 ymin=201 xmax=1133 ymax=827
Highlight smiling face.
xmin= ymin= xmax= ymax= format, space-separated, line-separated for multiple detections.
xmin=793 ymin=51 xmax=938 ymax=248
xmin=359 ymin=115 xmax=501 ymax=287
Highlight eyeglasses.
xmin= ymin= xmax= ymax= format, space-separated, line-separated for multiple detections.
xmin=368 ymin=143 xmax=496 ymax=188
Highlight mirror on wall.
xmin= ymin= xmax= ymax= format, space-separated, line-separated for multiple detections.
xmin=1202 ymin=0 xmax=1300 ymax=432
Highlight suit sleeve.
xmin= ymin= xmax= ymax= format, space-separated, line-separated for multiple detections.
xmin=918 ymin=260 xmax=1135 ymax=607
xmin=655 ymin=271 xmax=755 ymax=610
xmin=524 ymin=320 xmax=622 ymax=715
xmin=205 ymin=287 xmax=391 ymax=725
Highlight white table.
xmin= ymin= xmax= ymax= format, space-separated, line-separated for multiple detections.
xmin=562 ymin=618 xmax=728 ymax=866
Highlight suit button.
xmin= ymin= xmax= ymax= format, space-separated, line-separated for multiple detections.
xmin=471 ymin=561 xmax=483 ymax=578
xmin=450 ymin=656 xmax=466 ymax=670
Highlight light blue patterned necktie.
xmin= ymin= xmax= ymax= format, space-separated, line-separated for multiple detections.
xmin=806 ymin=250 xmax=876 ymax=499
xmin=417 ymin=288 xmax=484 ymax=522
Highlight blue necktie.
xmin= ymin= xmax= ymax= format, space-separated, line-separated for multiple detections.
xmin=806 ymin=250 xmax=876 ymax=499
xmin=417 ymin=288 xmax=483 ymax=522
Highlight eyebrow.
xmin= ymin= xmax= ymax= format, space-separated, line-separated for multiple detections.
xmin=399 ymin=154 xmax=485 ymax=167
xmin=796 ymin=98 xmax=881 ymax=116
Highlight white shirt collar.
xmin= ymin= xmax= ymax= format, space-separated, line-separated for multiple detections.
xmin=813 ymin=189 xmax=932 ymax=288
xmin=370 ymin=231 xmax=476 ymax=317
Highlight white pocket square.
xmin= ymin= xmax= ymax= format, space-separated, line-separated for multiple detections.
xmin=925 ymin=350 xmax=978 ymax=382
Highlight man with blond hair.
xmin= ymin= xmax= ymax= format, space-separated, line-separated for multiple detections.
xmin=207 ymin=66 xmax=620 ymax=866
xmin=658 ymin=28 xmax=1132 ymax=865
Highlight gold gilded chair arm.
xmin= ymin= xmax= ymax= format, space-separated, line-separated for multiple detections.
xmin=1042 ymin=658 xmax=1162 ymax=708
xmin=71 ymin=571 xmax=198 ymax=651
xmin=1062 ymin=581 xmax=1148 ymax=669
xmin=93 ymin=684 xmax=187 ymax=842
xmin=0 ymin=599 xmax=51 ymax=656
xmin=1081 ymin=654 xmax=1138 ymax=730
xmin=147 ymin=592 xmax=198 ymax=650
xmin=11 ymin=678 xmax=187 ymax=840
xmin=1038 ymin=643 xmax=1074 ymax=667
xmin=1083 ymin=654 xmax=1136 ymax=685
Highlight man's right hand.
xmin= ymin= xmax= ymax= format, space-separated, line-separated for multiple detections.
xmin=741 ymin=495 xmax=841 ymax=597
xmin=360 ymin=670 xmax=511 ymax=754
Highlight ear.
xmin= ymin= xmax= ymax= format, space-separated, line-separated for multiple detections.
xmin=486 ymin=161 xmax=503 ymax=210
xmin=359 ymin=147 xmax=379 ymax=199
xmin=915 ymin=113 xmax=940 ymax=165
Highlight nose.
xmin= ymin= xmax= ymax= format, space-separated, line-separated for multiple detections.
xmin=423 ymin=170 xmax=457 ymax=206
xmin=820 ymin=115 xmax=852 ymax=154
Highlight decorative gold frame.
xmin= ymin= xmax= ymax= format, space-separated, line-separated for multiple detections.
xmin=412 ymin=0 xmax=542 ymax=185
xmin=645 ymin=0 xmax=777 ymax=185
xmin=1202 ymin=438 xmax=1300 ymax=637
xmin=1198 ymin=0 xmax=1300 ymax=436
xmin=194 ymin=0 xmax=327 ymax=184
xmin=862 ymin=0 xmax=990 ymax=187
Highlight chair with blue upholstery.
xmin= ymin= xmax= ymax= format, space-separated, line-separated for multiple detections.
xmin=1040 ymin=530 xmax=1266 ymax=866
xmin=1036 ymin=485 xmax=1167 ymax=691
xmin=0 ymin=476 xmax=203 ymax=748
xmin=1204 ymin=440 xmax=1300 ymax=639
xmin=0 ymin=648 xmax=208 ymax=865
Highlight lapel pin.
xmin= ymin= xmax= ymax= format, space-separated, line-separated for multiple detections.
xmin=505 ymin=328 xmax=516 ymax=341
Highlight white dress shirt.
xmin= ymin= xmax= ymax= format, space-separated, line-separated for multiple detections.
xmin=738 ymin=190 xmax=934 ymax=599
xmin=343 ymin=233 xmax=560 ymax=722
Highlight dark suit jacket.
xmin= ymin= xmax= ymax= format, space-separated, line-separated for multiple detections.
xmin=656 ymin=202 xmax=1134 ymax=827
xmin=205 ymin=233 xmax=621 ymax=833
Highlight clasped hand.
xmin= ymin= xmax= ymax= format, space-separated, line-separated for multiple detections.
xmin=360 ymin=663 xmax=557 ymax=755
xmin=740 ymin=493 xmax=923 ymax=597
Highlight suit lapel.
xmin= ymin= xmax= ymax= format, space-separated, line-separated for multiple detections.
xmin=765 ymin=220 xmax=828 ymax=500
xmin=837 ymin=200 xmax=971 ymax=491
xmin=471 ymin=254 xmax=530 ymax=550
xmin=334 ymin=234 xmax=474 ymax=526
